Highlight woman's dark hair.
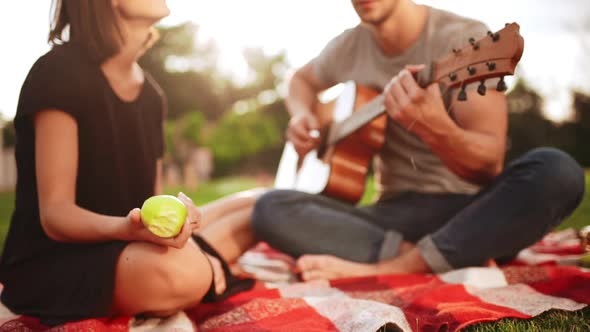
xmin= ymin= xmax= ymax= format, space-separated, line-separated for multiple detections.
xmin=49 ymin=0 xmax=123 ymax=63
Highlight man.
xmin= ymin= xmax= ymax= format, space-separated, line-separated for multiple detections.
xmin=252 ymin=0 xmax=585 ymax=280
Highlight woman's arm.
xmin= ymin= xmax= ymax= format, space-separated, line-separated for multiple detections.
xmin=35 ymin=110 xmax=130 ymax=242
xmin=35 ymin=110 xmax=197 ymax=247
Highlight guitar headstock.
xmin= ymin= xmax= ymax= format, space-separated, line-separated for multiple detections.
xmin=417 ymin=23 xmax=524 ymax=101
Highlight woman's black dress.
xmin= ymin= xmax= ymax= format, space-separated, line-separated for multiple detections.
xmin=0 ymin=43 xmax=165 ymax=325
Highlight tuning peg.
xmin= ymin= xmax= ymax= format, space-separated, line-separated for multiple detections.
xmin=468 ymin=37 xmax=480 ymax=50
xmin=486 ymin=62 xmax=496 ymax=71
xmin=458 ymin=85 xmax=467 ymax=101
xmin=449 ymin=72 xmax=458 ymax=81
xmin=477 ymin=81 xmax=487 ymax=96
xmin=496 ymin=76 xmax=507 ymax=92
xmin=467 ymin=66 xmax=477 ymax=76
xmin=452 ymin=48 xmax=461 ymax=54
xmin=487 ymin=31 xmax=500 ymax=42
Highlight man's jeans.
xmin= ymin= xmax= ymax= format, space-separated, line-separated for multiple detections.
xmin=252 ymin=148 xmax=585 ymax=273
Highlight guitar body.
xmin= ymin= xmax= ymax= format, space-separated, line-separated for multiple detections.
xmin=274 ymin=82 xmax=387 ymax=203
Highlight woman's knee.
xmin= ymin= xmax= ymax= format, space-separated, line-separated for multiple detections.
xmin=113 ymin=241 xmax=213 ymax=315
xmin=162 ymin=242 xmax=212 ymax=305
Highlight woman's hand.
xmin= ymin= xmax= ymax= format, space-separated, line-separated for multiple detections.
xmin=122 ymin=192 xmax=201 ymax=248
xmin=176 ymin=192 xmax=201 ymax=232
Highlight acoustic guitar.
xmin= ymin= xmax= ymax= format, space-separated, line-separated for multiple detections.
xmin=274 ymin=23 xmax=525 ymax=203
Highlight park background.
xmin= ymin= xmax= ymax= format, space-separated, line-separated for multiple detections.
xmin=0 ymin=1 xmax=589 ymax=330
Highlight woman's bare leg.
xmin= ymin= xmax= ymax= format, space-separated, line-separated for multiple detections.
xmin=197 ymin=188 xmax=268 ymax=263
xmin=198 ymin=188 xmax=267 ymax=229
xmin=112 ymin=239 xmax=212 ymax=316
xmin=111 ymin=188 xmax=267 ymax=316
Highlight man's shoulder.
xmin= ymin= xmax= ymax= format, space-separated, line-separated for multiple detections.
xmin=328 ymin=24 xmax=367 ymax=47
xmin=429 ymin=7 xmax=490 ymax=40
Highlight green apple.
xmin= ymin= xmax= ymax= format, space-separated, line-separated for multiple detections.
xmin=140 ymin=195 xmax=188 ymax=238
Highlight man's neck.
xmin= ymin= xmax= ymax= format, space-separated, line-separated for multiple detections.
xmin=367 ymin=1 xmax=429 ymax=56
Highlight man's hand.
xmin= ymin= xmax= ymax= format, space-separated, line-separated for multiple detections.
xmin=383 ymin=67 xmax=456 ymax=141
xmin=383 ymin=66 xmax=508 ymax=184
xmin=286 ymin=112 xmax=321 ymax=157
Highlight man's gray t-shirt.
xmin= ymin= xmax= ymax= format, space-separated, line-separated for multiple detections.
xmin=312 ymin=6 xmax=491 ymax=199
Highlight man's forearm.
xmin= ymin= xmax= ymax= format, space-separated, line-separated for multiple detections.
xmin=285 ymin=73 xmax=317 ymax=117
xmin=419 ymin=122 xmax=505 ymax=184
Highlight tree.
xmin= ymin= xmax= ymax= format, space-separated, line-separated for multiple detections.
xmin=571 ymin=91 xmax=590 ymax=166
xmin=205 ymin=100 xmax=289 ymax=175
xmin=505 ymin=79 xmax=590 ymax=167
xmin=142 ymin=22 xmax=291 ymax=176
xmin=139 ymin=23 xmax=230 ymax=119
xmin=2 ymin=121 xmax=15 ymax=148
xmin=506 ymin=79 xmax=553 ymax=161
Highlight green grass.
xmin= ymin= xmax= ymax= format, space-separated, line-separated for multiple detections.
xmin=0 ymin=191 xmax=14 ymax=250
xmin=555 ymin=172 xmax=590 ymax=231
xmin=0 ymin=174 xmax=588 ymax=331
xmin=162 ymin=176 xmax=260 ymax=205
xmin=463 ymin=306 xmax=590 ymax=332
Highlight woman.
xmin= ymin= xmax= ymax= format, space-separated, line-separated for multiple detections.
xmin=0 ymin=0 xmax=260 ymax=325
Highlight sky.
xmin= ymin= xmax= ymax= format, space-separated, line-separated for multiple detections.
xmin=0 ymin=0 xmax=589 ymax=122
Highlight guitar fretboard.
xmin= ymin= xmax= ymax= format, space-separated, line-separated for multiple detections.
xmin=326 ymin=65 xmax=434 ymax=145
xmin=327 ymin=94 xmax=386 ymax=145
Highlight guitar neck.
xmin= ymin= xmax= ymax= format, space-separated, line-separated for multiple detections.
xmin=325 ymin=23 xmax=524 ymax=146
xmin=326 ymin=65 xmax=433 ymax=145
xmin=326 ymin=95 xmax=385 ymax=145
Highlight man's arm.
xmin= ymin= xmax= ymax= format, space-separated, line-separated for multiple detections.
xmin=428 ymin=89 xmax=507 ymax=184
xmin=285 ymin=62 xmax=330 ymax=117
xmin=384 ymin=69 xmax=507 ymax=184
xmin=285 ymin=62 xmax=335 ymax=157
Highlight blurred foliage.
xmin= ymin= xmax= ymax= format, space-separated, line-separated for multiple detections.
xmin=506 ymin=79 xmax=590 ymax=167
xmin=164 ymin=121 xmax=178 ymax=163
xmin=206 ymin=100 xmax=289 ymax=175
xmin=139 ymin=23 xmax=227 ymax=120
xmin=179 ymin=111 xmax=206 ymax=145
xmin=137 ymin=22 xmax=289 ymax=175
xmin=2 ymin=120 xmax=15 ymax=148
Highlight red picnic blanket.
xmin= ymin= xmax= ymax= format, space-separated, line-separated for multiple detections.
xmin=1 ymin=229 xmax=589 ymax=332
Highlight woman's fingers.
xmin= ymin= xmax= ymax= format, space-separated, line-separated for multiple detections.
xmin=177 ymin=192 xmax=201 ymax=231
xmin=172 ymin=217 xmax=193 ymax=248
xmin=127 ymin=208 xmax=142 ymax=224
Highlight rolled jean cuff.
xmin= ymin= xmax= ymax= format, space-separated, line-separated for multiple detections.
xmin=377 ymin=231 xmax=403 ymax=261
xmin=417 ymin=235 xmax=454 ymax=273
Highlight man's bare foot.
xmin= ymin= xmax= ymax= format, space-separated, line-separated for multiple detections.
xmin=294 ymin=242 xmax=433 ymax=281
xmin=376 ymin=247 xmax=432 ymax=275
xmin=398 ymin=241 xmax=415 ymax=255
xmin=295 ymin=255 xmax=379 ymax=281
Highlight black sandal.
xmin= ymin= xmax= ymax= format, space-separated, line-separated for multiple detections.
xmin=192 ymin=234 xmax=256 ymax=302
